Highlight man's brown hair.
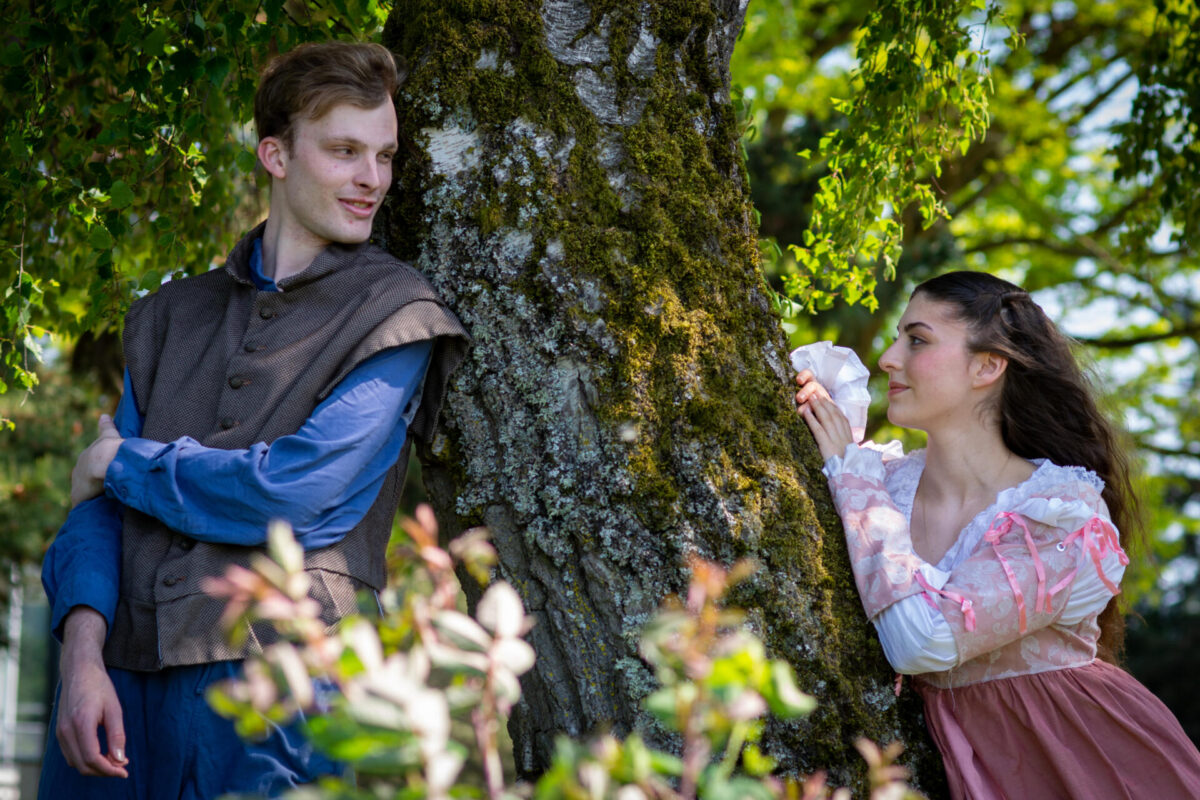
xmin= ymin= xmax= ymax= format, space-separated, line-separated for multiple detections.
xmin=255 ymin=41 xmax=398 ymax=150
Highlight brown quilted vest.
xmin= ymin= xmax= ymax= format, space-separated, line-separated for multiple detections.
xmin=102 ymin=224 xmax=468 ymax=671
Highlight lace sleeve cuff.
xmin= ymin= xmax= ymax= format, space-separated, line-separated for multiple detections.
xmin=822 ymin=442 xmax=887 ymax=484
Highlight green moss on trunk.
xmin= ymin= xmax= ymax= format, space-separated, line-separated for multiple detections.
xmin=383 ymin=1 xmax=945 ymax=794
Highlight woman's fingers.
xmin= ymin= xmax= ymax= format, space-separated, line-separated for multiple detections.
xmin=802 ymin=396 xmax=853 ymax=460
xmin=794 ymin=372 xmax=849 ymax=460
xmin=794 ymin=372 xmax=832 ymax=410
xmin=799 ymin=400 xmax=833 ymax=457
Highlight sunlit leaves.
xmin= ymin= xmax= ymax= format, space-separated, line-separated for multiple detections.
xmin=1113 ymin=0 xmax=1200 ymax=253
xmin=0 ymin=0 xmax=391 ymax=402
xmin=783 ymin=1 xmax=1003 ymax=313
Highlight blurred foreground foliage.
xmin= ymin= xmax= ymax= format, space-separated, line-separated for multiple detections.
xmin=205 ymin=509 xmax=925 ymax=799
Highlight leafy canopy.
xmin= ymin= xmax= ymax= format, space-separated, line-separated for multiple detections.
xmin=783 ymin=0 xmax=1012 ymax=313
xmin=0 ymin=0 xmax=390 ymax=424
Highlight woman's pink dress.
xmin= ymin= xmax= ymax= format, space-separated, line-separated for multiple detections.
xmin=825 ymin=447 xmax=1200 ymax=799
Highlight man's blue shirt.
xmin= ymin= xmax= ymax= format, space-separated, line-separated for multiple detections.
xmin=42 ymin=239 xmax=432 ymax=639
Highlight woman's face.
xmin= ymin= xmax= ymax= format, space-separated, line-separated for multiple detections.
xmin=877 ymin=293 xmax=989 ymax=431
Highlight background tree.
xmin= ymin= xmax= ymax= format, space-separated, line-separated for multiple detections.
xmin=378 ymin=0 xmax=947 ymax=790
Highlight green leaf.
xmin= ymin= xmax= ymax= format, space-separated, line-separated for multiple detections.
xmin=206 ymin=55 xmax=231 ymax=85
xmin=223 ymin=10 xmax=247 ymax=35
xmin=741 ymin=742 xmax=775 ymax=776
xmin=170 ymin=49 xmax=203 ymax=81
xmin=142 ymin=26 xmax=169 ymax=58
xmin=1 ymin=41 xmax=24 ymax=67
xmin=644 ymin=687 xmax=681 ymax=727
xmin=87 ymin=224 xmax=114 ymax=250
xmin=109 ymin=180 xmax=135 ymax=209
xmin=235 ymin=149 xmax=258 ymax=174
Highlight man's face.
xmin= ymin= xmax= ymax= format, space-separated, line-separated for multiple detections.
xmin=267 ymin=101 xmax=398 ymax=250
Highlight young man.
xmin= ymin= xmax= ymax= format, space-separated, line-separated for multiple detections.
xmin=40 ymin=41 xmax=468 ymax=798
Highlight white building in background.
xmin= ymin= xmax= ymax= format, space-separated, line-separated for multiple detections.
xmin=0 ymin=567 xmax=53 ymax=800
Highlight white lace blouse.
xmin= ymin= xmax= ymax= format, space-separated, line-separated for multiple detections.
xmin=823 ymin=443 xmax=1128 ymax=674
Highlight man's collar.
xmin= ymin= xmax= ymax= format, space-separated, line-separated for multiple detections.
xmin=223 ymin=221 xmax=372 ymax=290
xmin=223 ymin=221 xmax=268 ymax=287
xmin=248 ymin=238 xmax=277 ymax=291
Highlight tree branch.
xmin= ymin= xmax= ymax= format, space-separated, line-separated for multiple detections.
xmin=803 ymin=3 xmax=866 ymax=61
xmin=1076 ymin=322 xmax=1200 ymax=349
xmin=1042 ymin=57 xmax=1123 ymax=108
xmin=1067 ymin=66 xmax=1136 ymax=128
xmin=1134 ymin=441 xmax=1200 ymax=461
xmin=964 ymin=235 xmax=1089 ymax=258
xmin=947 ymin=172 xmax=1002 ymax=216
xmin=964 ymin=232 xmax=1186 ymax=262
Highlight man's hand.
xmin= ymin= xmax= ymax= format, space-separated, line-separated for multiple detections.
xmin=70 ymin=415 xmax=123 ymax=508
xmin=57 ymin=607 xmax=128 ymax=777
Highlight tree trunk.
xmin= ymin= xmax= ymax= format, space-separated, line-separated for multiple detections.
xmin=382 ymin=1 xmax=945 ymax=793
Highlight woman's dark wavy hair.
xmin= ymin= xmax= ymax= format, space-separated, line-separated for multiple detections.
xmin=913 ymin=270 xmax=1142 ymax=663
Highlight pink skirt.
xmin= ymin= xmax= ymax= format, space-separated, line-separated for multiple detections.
xmin=914 ymin=660 xmax=1200 ymax=799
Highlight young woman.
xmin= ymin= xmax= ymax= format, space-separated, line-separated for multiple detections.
xmin=796 ymin=271 xmax=1200 ymax=799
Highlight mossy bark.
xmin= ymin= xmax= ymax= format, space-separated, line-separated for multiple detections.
xmin=382 ymin=1 xmax=945 ymax=794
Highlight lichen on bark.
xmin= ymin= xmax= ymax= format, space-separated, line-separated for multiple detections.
xmin=383 ymin=1 xmax=945 ymax=794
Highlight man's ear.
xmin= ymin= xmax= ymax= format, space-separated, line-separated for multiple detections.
xmin=972 ymin=351 xmax=1009 ymax=389
xmin=257 ymin=136 xmax=288 ymax=180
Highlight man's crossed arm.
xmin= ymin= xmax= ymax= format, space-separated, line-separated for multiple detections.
xmin=43 ymin=340 xmax=432 ymax=777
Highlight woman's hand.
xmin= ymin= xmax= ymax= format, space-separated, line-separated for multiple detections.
xmin=794 ymin=369 xmax=832 ymax=413
xmin=795 ymin=370 xmax=847 ymax=458
xmin=796 ymin=391 xmax=854 ymax=460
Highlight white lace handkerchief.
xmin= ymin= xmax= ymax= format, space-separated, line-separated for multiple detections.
xmin=789 ymin=341 xmax=871 ymax=442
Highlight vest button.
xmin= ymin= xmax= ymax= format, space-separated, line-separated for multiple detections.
xmin=219 ymin=417 xmax=238 ymax=430
xmin=178 ymin=538 xmax=195 ymax=551
xmin=163 ymin=576 xmax=183 ymax=587
xmin=229 ymin=375 xmax=245 ymax=389
xmin=259 ymin=306 xmax=275 ymax=319
xmin=244 ymin=342 xmax=260 ymax=352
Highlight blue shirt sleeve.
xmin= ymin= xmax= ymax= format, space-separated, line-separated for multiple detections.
xmin=103 ymin=340 xmax=432 ymax=551
xmin=41 ymin=378 xmax=143 ymax=640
